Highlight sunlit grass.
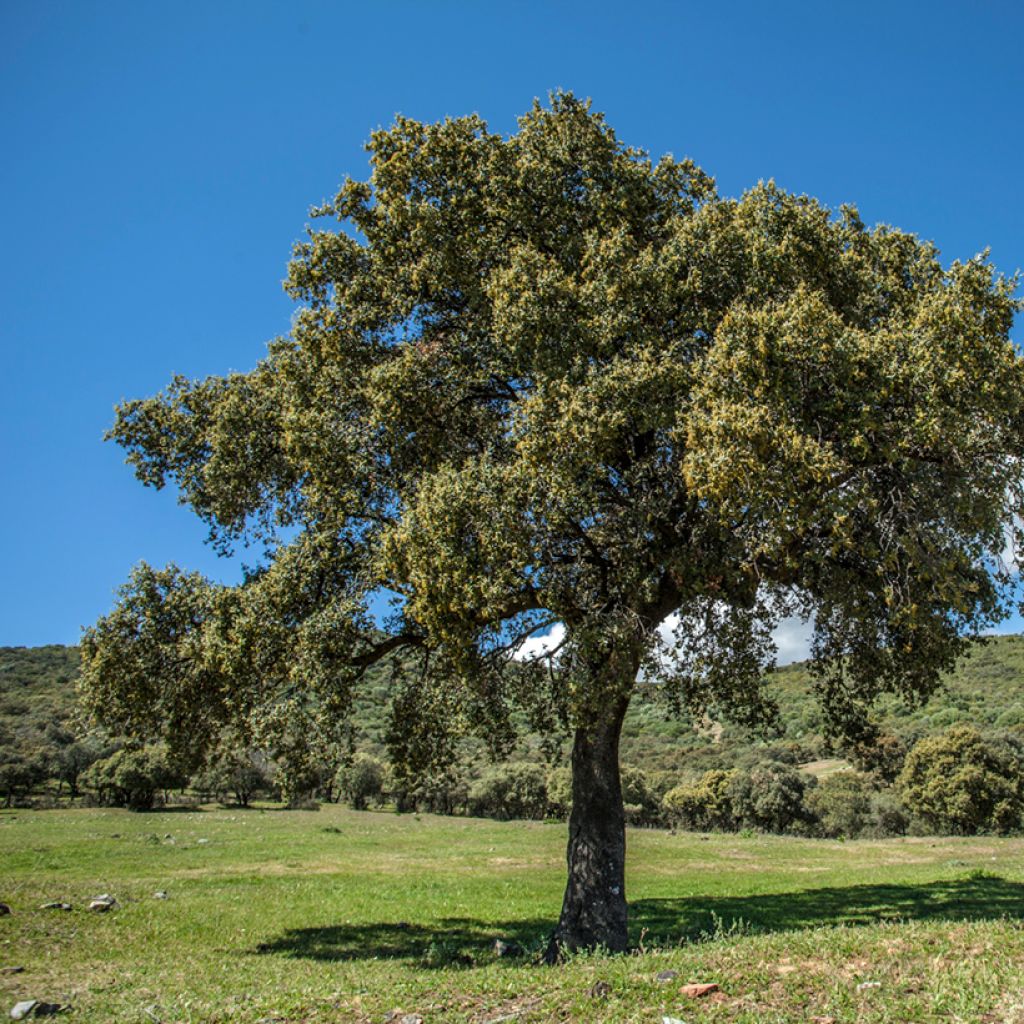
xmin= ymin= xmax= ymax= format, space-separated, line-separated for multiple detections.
xmin=3 ymin=804 xmax=1024 ymax=1022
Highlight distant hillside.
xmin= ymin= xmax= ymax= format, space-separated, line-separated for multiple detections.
xmin=0 ymin=645 xmax=81 ymax=749
xmin=5 ymin=635 xmax=1024 ymax=775
xmin=622 ymin=634 xmax=1024 ymax=772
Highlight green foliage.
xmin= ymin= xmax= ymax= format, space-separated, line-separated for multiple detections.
xmin=728 ymin=762 xmax=816 ymax=834
xmin=72 ymin=95 xmax=1024 ymax=946
xmin=193 ymin=746 xmax=272 ymax=806
xmin=805 ymin=771 xmax=884 ymax=838
xmin=467 ymin=763 xmax=549 ymax=821
xmin=79 ymin=92 xmax=1024 ymax=776
xmin=82 ymin=746 xmax=187 ymax=811
xmin=341 ymin=752 xmax=385 ymax=810
xmin=52 ymin=739 xmax=104 ymax=798
xmin=545 ymin=765 xmax=572 ymax=819
xmin=663 ymin=769 xmax=738 ymax=831
xmin=899 ymin=726 xmax=1024 ymax=834
xmin=620 ymin=765 xmax=663 ymax=826
xmin=256 ymin=700 xmax=348 ymax=807
xmin=0 ymin=646 xmax=83 ymax=803
xmin=0 ymin=748 xmax=48 ymax=806
xmin=844 ymin=733 xmax=909 ymax=785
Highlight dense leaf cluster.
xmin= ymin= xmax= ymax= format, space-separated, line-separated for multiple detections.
xmin=79 ymin=94 xmax=1024 ymax=779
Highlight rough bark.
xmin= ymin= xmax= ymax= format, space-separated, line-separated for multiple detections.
xmin=546 ymin=687 xmax=632 ymax=960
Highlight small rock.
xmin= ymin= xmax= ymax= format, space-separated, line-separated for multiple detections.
xmin=88 ymin=894 xmax=117 ymax=912
xmin=856 ymin=981 xmax=881 ymax=991
xmin=656 ymin=969 xmax=679 ymax=983
xmin=662 ymin=1017 xmax=687 ymax=1024
xmin=493 ymin=938 xmax=522 ymax=958
xmin=196 ymin=838 xmax=209 ymax=845
xmin=38 ymin=903 xmax=71 ymax=912
xmin=9 ymin=1002 xmax=62 ymax=1020
xmin=153 ymin=891 xmax=168 ymax=900
xmin=588 ymin=980 xmax=611 ymax=999
xmin=0 ymin=904 xmax=10 ymax=916
xmin=681 ymin=983 xmax=720 ymax=998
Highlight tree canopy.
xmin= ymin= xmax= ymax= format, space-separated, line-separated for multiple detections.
xmin=81 ymin=93 xmax=1024 ymax=954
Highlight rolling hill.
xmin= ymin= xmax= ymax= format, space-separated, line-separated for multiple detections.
xmin=5 ymin=634 xmax=1024 ymax=775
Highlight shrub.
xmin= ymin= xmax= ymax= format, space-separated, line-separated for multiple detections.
xmin=0 ymin=750 xmax=48 ymax=807
xmin=545 ymin=765 xmax=572 ymax=819
xmin=467 ymin=763 xmax=548 ymax=821
xmin=845 ymin=733 xmax=908 ymax=785
xmin=728 ymin=762 xmax=815 ymax=834
xmin=898 ymin=726 xmax=1024 ymax=834
xmin=805 ymin=771 xmax=876 ymax=838
xmin=195 ymin=748 xmax=271 ymax=806
xmin=54 ymin=740 xmax=105 ymax=799
xmin=82 ymin=747 xmax=185 ymax=811
xmin=869 ymin=790 xmax=910 ymax=837
xmin=341 ymin=753 xmax=385 ymax=810
xmin=412 ymin=766 xmax=470 ymax=816
xmin=662 ymin=769 xmax=737 ymax=831
xmin=621 ymin=765 xmax=664 ymax=826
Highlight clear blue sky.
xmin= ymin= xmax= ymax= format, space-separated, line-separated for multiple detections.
xmin=2 ymin=0 xmax=1022 ymax=647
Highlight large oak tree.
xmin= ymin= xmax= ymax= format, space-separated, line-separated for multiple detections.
xmin=81 ymin=94 xmax=1024 ymax=956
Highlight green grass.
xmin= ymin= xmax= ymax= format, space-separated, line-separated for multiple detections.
xmin=4 ymin=805 xmax=1024 ymax=1022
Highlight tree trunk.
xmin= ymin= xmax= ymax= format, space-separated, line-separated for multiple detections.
xmin=546 ymin=691 xmax=631 ymax=960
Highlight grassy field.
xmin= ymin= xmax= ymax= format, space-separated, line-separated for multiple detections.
xmin=3 ymin=805 xmax=1024 ymax=1022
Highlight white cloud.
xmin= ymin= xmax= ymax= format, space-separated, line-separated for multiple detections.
xmin=512 ymin=622 xmax=566 ymax=661
xmin=658 ymin=609 xmax=813 ymax=667
xmin=1000 ymin=513 xmax=1022 ymax=573
xmin=771 ymin=614 xmax=814 ymax=666
xmin=512 ymin=612 xmax=814 ymax=667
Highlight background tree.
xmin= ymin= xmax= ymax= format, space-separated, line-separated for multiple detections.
xmin=663 ymin=768 xmax=738 ymax=832
xmin=80 ymin=94 xmax=1024 ymax=956
xmin=466 ymin=762 xmax=549 ymax=821
xmin=340 ymin=752 xmax=385 ymax=810
xmin=195 ymin=743 xmax=271 ymax=807
xmin=82 ymin=746 xmax=184 ymax=811
xmin=728 ymin=761 xmax=816 ymax=834
xmin=898 ymin=726 xmax=1024 ymax=834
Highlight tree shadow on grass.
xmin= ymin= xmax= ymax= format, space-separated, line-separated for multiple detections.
xmin=251 ymin=874 xmax=1024 ymax=968
xmin=130 ymin=805 xmax=207 ymax=814
xmin=632 ymin=872 xmax=1024 ymax=945
xmin=252 ymin=915 xmax=554 ymax=968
